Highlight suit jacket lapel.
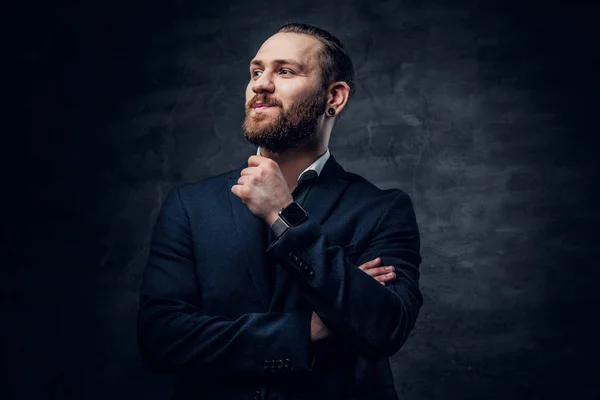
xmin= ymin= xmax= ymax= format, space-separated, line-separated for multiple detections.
xmin=227 ymin=153 xmax=351 ymax=311
xmin=299 ymin=153 xmax=351 ymax=225
xmin=228 ymin=168 xmax=271 ymax=310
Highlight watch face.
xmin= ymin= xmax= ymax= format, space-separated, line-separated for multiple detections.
xmin=280 ymin=202 xmax=307 ymax=226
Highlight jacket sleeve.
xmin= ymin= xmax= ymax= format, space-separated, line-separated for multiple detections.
xmin=266 ymin=190 xmax=422 ymax=361
xmin=137 ymin=186 xmax=314 ymax=377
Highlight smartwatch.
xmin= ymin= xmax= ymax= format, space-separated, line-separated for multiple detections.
xmin=270 ymin=201 xmax=308 ymax=239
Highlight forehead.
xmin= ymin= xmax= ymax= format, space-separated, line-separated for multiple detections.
xmin=251 ymin=32 xmax=322 ymax=69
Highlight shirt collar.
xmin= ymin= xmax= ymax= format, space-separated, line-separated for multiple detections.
xmin=255 ymin=146 xmax=331 ymax=182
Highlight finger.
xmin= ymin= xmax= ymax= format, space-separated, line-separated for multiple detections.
xmin=367 ymin=266 xmax=395 ymax=277
xmin=358 ymin=262 xmax=376 ymax=273
xmin=374 ymin=272 xmax=395 ymax=283
xmin=252 ymin=156 xmax=279 ymax=172
xmin=237 ymin=175 xmax=250 ymax=185
xmin=248 ymin=155 xmax=261 ymax=167
xmin=361 ymin=266 xmax=391 ymax=278
xmin=359 ymin=266 xmax=375 ymax=277
xmin=249 ymin=155 xmax=275 ymax=168
xmin=231 ymin=184 xmax=241 ymax=199
xmin=231 ymin=184 xmax=248 ymax=200
xmin=240 ymin=166 xmax=260 ymax=176
xmin=358 ymin=257 xmax=381 ymax=271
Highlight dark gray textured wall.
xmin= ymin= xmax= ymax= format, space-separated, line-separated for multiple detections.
xmin=5 ymin=0 xmax=599 ymax=398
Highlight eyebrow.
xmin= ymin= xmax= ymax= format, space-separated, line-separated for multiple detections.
xmin=249 ymin=59 xmax=306 ymax=72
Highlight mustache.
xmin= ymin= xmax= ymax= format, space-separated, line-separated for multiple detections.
xmin=247 ymin=95 xmax=283 ymax=108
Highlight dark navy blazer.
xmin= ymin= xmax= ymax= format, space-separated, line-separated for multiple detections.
xmin=137 ymin=153 xmax=423 ymax=399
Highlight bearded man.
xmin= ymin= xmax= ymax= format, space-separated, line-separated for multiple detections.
xmin=138 ymin=23 xmax=423 ymax=400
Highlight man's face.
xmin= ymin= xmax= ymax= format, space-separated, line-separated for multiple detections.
xmin=243 ymin=32 xmax=328 ymax=153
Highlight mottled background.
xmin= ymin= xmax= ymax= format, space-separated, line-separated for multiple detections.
xmin=4 ymin=0 xmax=599 ymax=398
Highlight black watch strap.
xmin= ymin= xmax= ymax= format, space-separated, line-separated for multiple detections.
xmin=270 ymin=201 xmax=308 ymax=239
xmin=270 ymin=216 xmax=290 ymax=239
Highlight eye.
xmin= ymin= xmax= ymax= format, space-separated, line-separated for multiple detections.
xmin=279 ymin=69 xmax=294 ymax=75
xmin=251 ymin=70 xmax=263 ymax=78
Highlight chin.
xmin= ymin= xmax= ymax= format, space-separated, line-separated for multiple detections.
xmin=250 ymin=114 xmax=272 ymax=123
xmin=242 ymin=124 xmax=272 ymax=143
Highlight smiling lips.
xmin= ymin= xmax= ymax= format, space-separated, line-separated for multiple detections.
xmin=253 ymin=103 xmax=278 ymax=111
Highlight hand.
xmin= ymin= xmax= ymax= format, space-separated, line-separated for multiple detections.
xmin=310 ymin=312 xmax=332 ymax=342
xmin=231 ymin=155 xmax=294 ymax=226
xmin=357 ymin=257 xmax=396 ymax=286
xmin=310 ymin=257 xmax=395 ymax=342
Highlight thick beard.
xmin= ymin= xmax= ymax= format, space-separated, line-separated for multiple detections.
xmin=242 ymin=87 xmax=328 ymax=153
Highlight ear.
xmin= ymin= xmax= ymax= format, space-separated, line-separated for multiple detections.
xmin=325 ymin=81 xmax=351 ymax=117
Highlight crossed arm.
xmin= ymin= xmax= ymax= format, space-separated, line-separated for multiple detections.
xmin=137 ymin=187 xmax=422 ymax=378
xmin=266 ymin=190 xmax=422 ymax=360
xmin=311 ymin=256 xmax=397 ymax=341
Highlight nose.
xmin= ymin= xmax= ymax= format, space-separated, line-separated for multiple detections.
xmin=252 ymin=71 xmax=274 ymax=94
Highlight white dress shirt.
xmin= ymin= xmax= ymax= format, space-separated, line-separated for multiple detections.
xmin=255 ymin=146 xmax=331 ymax=181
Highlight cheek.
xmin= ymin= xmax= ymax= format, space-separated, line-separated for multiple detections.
xmin=277 ymin=90 xmax=301 ymax=111
xmin=286 ymin=83 xmax=317 ymax=105
xmin=280 ymin=96 xmax=302 ymax=113
xmin=245 ymin=84 xmax=254 ymax=103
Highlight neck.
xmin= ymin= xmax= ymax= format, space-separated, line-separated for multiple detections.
xmin=259 ymin=144 xmax=327 ymax=192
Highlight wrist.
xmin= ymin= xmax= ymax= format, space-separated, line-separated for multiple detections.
xmin=267 ymin=211 xmax=279 ymax=227
xmin=267 ymin=197 xmax=293 ymax=226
